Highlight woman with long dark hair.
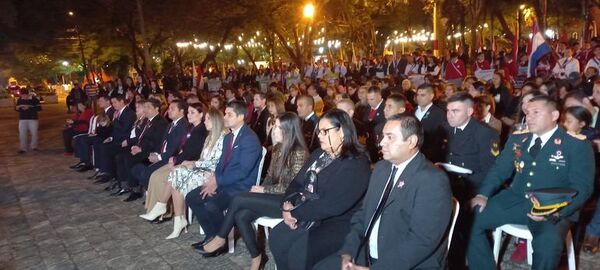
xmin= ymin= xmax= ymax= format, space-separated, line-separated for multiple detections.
xmin=268 ymin=109 xmax=371 ymax=270
xmin=198 ymin=112 xmax=308 ymax=270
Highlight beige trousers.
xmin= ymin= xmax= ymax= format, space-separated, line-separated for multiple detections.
xmin=145 ymin=164 xmax=173 ymax=216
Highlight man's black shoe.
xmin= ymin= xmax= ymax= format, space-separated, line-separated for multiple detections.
xmin=94 ymin=176 xmax=112 ymax=184
xmin=123 ymin=192 xmax=143 ymax=202
xmin=111 ymin=188 xmax=129 ymax=196
xmin=76 ymin=165 xmax=94 ymax=172
xmin=70 ymin=162 xmax=84 ymax=169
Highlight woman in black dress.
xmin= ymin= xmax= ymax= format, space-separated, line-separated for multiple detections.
xmin=269 ymin=109 xmax=371 ymax=270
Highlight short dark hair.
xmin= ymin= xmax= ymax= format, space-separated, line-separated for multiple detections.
xmin=416 ymin=83 xmax=435 ymax=94
xmin=188 ymin=102 xmax=205 ymax=115
xmin=297 ymin=95 xmax=315 ymax=108
xmin=171 ymin=99 xmax=188 ymax=115
xmin=368 ymin=86 xmax=381 ymax=95
xmin=564 ymin=89 xmax=588 ymax=103
xmin=387 ymin=114 xmax=425 ymax=149
xmin=447 ymin=92 xmax=474 ymax=107
xmin=226 ymin=100 xmax=248 ymax=120
xmin=387 ymin=94 xmax=407 ymax=108
xmin=529 ymin=95 xmax=558 ymax=111
xmin=98 ymin=95 xmax=110 ymax=101
xmin=254 ymin=92 xmax=267 ymax=100
xmin=320 ymin=109 xmax=365 ymax=159
xmin=566 ymin=106 xmax=592 ymax=127
xmin=111 ymin=94 xmax=127 ymax=102
xmin=146 ymin=98 xmax=162 ymax=109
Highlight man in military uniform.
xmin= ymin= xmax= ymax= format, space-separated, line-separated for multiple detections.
xmin=443 ymin=92 xmax=500 ymax=201
xmin=442 ymin=92 xmax=499 ymax=269
xmin=467 ymin=95 xmax=595 ymax=270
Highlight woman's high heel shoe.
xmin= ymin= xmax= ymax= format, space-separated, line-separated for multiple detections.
xmin=139 ymin=202 xmax=167 ymax=221
xmin=165 ymin=216 xmax=188 ymax=239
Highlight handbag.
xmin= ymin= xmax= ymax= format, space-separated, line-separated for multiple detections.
xmin=282 ymin=153 xmax=334 ymax=230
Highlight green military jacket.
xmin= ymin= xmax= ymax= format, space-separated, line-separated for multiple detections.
xmin=479 ymin=127 xmax=595 ymax=220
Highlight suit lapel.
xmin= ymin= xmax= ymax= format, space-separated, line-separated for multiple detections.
xmin=384 ymin=153 xmax=423 ymax=208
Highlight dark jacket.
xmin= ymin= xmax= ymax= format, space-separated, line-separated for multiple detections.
xmin=418 ymin=103 xmax=446 ymax=162
xmin=16 ymin=97 xmax=42 ymax=120
xmin=215 ymin=124 xmax=263 ymax=196
xmin=111 ymin=106 xmax=136 ymax=143
xmin=442 ymin=118 xmax=500 ymax=192
xmin=302 ymin=113 xmax=320 ymax=152
xmin=251 ymin=107 xmax=270 ymax=145
xmin=339 ymin=153 xmax=452 ymax=270
xmin=135 ymin=115 xmax=169 ymax=158
xmin=157 ymin=117 xmax=189 ymax=161
xmin=172 ymin=123 xmax=208 ymax=165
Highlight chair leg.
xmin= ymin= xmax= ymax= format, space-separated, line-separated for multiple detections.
xmin=187 ymin=207 xmax=193 ymax=224
xmin=228 ymin=229 xmax=235 ymax=253
xmin=566 ymin=230 xmax=576 ymax=270
xmin=264 ymin=226 xmax=270 ymax=240
xmin=526 ymin=239 xmax=533 ymax=265
xmin=492 ymin=228 xmax=503 ymax=263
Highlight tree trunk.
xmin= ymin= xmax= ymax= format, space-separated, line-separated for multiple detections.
xmin=200 ymin=24 xmax=233 ymax=70
xmin=493 ymin=9 xmax=515 ymax=41
xmin=136 ymin=0 xmax=153 ymax=81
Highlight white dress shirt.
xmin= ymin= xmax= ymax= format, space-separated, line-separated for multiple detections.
xmin=369 ymin=152 xmax=419 ymax=259
xmin=528 ymin=125 xmax=559 ymax=151
xmin=552 ymin=57 xmax=580 ymax=79
xmin=415 ymin=103 xmax=432 ymax=121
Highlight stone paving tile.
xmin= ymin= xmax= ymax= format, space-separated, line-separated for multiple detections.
xmin=1 ymin=103 xmax=600 ymax=270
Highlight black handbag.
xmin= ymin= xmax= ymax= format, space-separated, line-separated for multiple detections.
xmin=282 ymin=153 xmax=334 ymax=230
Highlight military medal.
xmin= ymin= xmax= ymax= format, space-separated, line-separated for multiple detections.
xmin=514 ymin=160 xmax=524 ymax=173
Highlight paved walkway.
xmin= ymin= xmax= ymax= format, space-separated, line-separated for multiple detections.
xmin=0 ymin=103 xmax=599 ymax=270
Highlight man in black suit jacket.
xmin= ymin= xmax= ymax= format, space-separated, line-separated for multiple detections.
xmin=112 ymin=98 xmax=169 ymax=193
xmin=414 ymin=84 xmax=446 ymax=163
xmin=250 ymin=92 xmax=270 ymax=145
xmin=315 ymin=114 xmax=452 ymax=270
xmin=96 ymin=95 xmax=136 ymax=181
xmin=125 ymin=100 xmax=189 ymax=201
xmin=362 ymin=87 xmax=386 ymax=162
xmin=297 ymin=95 xmax=320 ymax=152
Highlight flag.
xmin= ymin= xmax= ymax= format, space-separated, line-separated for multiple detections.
xmin=527 ymin=21 xmax=552 ymax=77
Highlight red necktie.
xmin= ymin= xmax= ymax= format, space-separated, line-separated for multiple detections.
xmin=113 ymin=110 xmax=120 ymax=121
xmin=368 ymin=108 xmax=377 ymax=121
xmin=222 ymin=134 xmax=234 ymax=168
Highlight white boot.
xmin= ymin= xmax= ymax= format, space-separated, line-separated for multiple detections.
xmin=166 ymin=216 xmax=188 ymax=239
xmin=139 ymin=202 xmax=167 ymax=221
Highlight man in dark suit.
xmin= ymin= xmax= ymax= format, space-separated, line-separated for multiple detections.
xmin=297 ymin=95 xmax=320 ymax=152
xmin=468 ymin=96 xmax=595 ymax=269
xmin=71 ymin=95 xmax=114 ymax=171
xmin=414 ymin=84 xmax=446 ymax=163
xmin=374 ymin=94 xmax=407 ymax=145
xmin=251 ymin=92 xmax=270 ymax=145
xmin=362 ymin=86 xmax=386 ymax=162
xmin=186 ymin=100 xmax=262 ymax=245
xmin=315 ymin=114 xmax=452 ymax=270
xmin=95 ymin=95 xmax=136 ymax=182
xmin=124 ymin=100 xmax=187 ymax=201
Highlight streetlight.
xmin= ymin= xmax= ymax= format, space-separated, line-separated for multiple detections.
xmin=62 ymin=61 xmax=69 ymax=66
xmin=303 ymin=3 xmax=315 ymax=19
xmin=68 ymin=11 xmax=74 ymax=16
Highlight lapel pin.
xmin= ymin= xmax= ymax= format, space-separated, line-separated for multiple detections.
xmin=397 ymin=180 xmax=405 ymax=189
xmin=554 ymin=138 xmax=561 ymax=145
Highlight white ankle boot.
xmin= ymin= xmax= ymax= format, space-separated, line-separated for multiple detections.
xmin=139 ymin=202 xmax=167 ymax=221
xmin=166 ymin=216 xmax=188 ymax=239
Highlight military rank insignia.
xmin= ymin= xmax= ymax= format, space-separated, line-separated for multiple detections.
xmin=491 ymin=142 xmax=500 ymax=157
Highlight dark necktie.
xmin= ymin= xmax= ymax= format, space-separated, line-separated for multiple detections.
xmin=222 ymin=133 xmax=234 ymax=168
xmin=368 ymin=108 xmax=377 ymax=121
xmin=359 ymin=166 xmax=399 ymax=265
xmin=529 ymin=137 xmax=542 ymax=158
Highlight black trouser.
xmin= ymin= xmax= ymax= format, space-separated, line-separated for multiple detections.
xmin=129 ymin=161 xmax=165 ymax=189
xmin=185 ymin=188 xmax=232 ymax=239
xmin=216 ymin=192 xmax=283 ymax=258
xmin=63 ymin=128 xmax=84 ymax=153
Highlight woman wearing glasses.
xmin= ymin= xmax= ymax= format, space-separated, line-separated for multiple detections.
xmin=197 ymin=112 xmax=308 ymax=270
xmin=269 ymin=109 xmax=371 ymax=270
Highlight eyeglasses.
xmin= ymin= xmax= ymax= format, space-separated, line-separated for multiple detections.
xmin=317 ymin=126 xmax=339 ymax=136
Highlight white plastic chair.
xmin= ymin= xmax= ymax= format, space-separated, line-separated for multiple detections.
xmin=492 ymin=224 xmax=576 ymax=269
xmin=447 ymin=198 xmax=460 ymax=250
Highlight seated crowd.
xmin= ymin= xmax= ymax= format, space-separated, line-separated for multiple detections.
xmin=65 ymin=66 xmax=599 ymax=270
